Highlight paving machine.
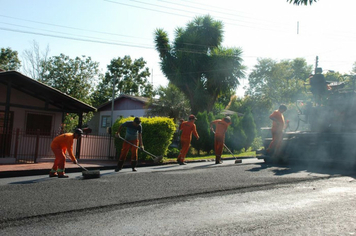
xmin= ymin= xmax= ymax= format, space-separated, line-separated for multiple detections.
xmin=259 ymin=70 xmax=356 ymax=168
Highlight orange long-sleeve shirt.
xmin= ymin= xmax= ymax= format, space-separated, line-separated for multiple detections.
xmin=180 ymin=121 xmax=199 ymax=140
xmin=51 ymin=133 xmax=77 ymax=162
xmin=211 ymin=119 xmax=230 ymax=137
xmin=269 ymin=110 xmax=285 ymax=133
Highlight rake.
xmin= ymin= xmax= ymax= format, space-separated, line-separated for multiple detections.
xmin=118 ymin=136 xmax=163 ymax=163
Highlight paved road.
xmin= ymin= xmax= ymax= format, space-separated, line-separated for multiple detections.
xmin=1 ymin=159 xmax=355 ymax=235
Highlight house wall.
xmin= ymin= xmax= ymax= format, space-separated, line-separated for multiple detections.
xmin=88 ymin=97 xmax=149 ymax=134
xmin=1 ymin=85 xmax=63 ymax=158
xmin=0 ymin=86 xmax=63 ymax=131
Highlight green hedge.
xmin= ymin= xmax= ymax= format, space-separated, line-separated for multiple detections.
xmin=112 ymin=117 xmax=176 ymax=161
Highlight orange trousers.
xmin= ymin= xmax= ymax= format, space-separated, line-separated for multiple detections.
xmin=177 ymin=138 xmax=191 ymax=162
xmin=51 ymin=147 xmax=66 ymax=174
xmin=267 ymin=130 xmax=283 ymax=155
xmin=214 ymin=135 xmax=224 ymax=157
xmin=119 ymin=139 xmax=138 ymax=161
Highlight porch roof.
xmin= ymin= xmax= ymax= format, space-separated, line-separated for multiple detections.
xmin=0 ymin=71 xmax=96 ymax=113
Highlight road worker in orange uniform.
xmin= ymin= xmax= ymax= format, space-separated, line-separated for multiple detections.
xmin=177 ymin=115 xmax=199 ymax=165
xmin=115 ymin=117 xmax=144 ymax=172
xmin=267 ymin=104 xmax=287 ymax=157
xmin=210 ymin=116 xmax=231 ymax=164
xmin=49 ymin=128 xmax=83 ymax=178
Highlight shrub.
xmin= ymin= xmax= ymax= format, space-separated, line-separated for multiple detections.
xmin=166 ymin=147 xmax=180 ymax=158
xmin=112 ymin=117 xmax=176 ymax=161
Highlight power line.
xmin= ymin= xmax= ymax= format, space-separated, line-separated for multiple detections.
xmin=0 ymin=27 xmax=154 ymax=50
xmin=0 ymin=14 xmax=150 ymax=41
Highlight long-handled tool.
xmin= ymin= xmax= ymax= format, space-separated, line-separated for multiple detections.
xmin=211 ymin=130 xmax=242 ymax=164
xmin=118 ymin=136 xmax=163 ymax=163
xmin=77 ymin=163 xmax=101 ymax=179
xmin=223 ymin=143 xmax=242 ymax=164
xmin=65 ymin=154 xmax=100 ymax=179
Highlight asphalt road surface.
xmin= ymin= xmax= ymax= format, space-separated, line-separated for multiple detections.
xmin=0 ymin=159 xmax=355 ymax=235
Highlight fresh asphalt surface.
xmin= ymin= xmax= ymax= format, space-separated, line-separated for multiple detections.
xmin=1 ymin=158 xmax=356 ymax=235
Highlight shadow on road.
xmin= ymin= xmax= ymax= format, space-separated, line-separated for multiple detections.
xmin=247 ymin=161 xmax=356 ymax=179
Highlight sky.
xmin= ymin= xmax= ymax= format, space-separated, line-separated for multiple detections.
xmin=2 ymin=0 xmax=356 ymax=97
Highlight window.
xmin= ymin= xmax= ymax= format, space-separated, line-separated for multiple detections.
xmin=101 ymin=116 xmax=111 ymax=128
xmin=26 ymin=113 xmax=53 ymax=136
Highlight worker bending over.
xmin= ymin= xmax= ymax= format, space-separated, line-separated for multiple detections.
xmin=49 ymin=128 xmax=83 ymax=178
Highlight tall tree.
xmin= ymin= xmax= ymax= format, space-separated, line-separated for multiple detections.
xmin=246 ymin=58 xmax=312 ymax=106
xmin=40 ymin=53 xmax=99 ymax=104
xmin=288 ymin=0 xmax=317 ymax=5
xmin=92 ymin=56 xmax=152 ymax=106
xmin=147 ymin=83 xmax=190 ymax=122
xmin=0 ymin=47 xmax=21 ymax=71
xmin=22 ymin=40 xmax=50 ymax=80
xmin=154 ymin=15 xmax=245 ymax=114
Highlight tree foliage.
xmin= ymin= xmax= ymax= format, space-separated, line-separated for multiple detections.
xmin=92 ymin=56 xmax=152 ymax=107
xmin=241 ymin=108 xmax=257 ymax=150
xmin=225 ymin=114 xmax=246 ymax=152
xmin=288 ymin=0 xmax=317 ymax=5
xmin=246 ymin=58 xmax=312 ymax=106
xmin=154 ymin=15 xmax=245 ymax=114
xmin=191 ymin=111 xmax=214 ymax=154
xmin=22 ymin=40 xmax=50 ymax=81
xmin=40 ymin=53 xmax=99 ymax=104
xmin=147 ymin=83 xmax=190 ymax=122
xmin=0 ymin=47 xmax=21 ymax=71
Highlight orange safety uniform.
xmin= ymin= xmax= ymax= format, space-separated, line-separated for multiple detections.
xmin=267 ymin=110 xmax=285 ymax=154
xmin=119 ymin=121 xmax=142 ymax=162
xmin=177 ymin=121 xmax=199 ymax=163
xmin=50 ymin=133 xmax=77 ymax=176
xmin=211 ymin=119 xmax=231 ymax=159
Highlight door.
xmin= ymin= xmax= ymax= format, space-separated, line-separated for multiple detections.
xmin=0 ymin=111 xmax=14 ymax=157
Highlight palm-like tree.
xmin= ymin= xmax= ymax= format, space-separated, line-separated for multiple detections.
xmin=154 ymin=15 xmax=245 ymax=114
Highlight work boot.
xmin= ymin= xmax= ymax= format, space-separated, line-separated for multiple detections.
xmin=131 ymin=160 xmax=137 ymax=172
xmin=58 ymin=173 xmax=69 ymax=178
xmin=215 ymin=156 xmax=223 ymax=164
xmin=49 ymin=172 xmax=58 ymax=177
xmin=115 ymin=160 xmax=124 ymax=172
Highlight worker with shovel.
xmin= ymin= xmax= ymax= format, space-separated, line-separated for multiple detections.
xmin=115 ymin=117 xmax=144 ymax=172
xmin=49 ymin=128 xmax=83 ymax=178
xmin=210 ymin=116 xmax=231 ymax=164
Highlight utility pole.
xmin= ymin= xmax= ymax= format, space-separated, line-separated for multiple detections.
xmin=108 ymin=76 xmax=116 ymax=158
xmin=315 ymin=56 xmax=319 ymax=74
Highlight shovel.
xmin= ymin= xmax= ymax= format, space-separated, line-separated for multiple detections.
xmin=118 ymin=136 xmax=163 ymax=163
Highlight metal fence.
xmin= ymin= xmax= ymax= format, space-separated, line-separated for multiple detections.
xmin=0 ymin=129 xmax=116 ymax=163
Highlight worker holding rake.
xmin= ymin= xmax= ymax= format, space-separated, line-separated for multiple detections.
xmin=115 ymin=117 xmax=144 ymax=172
xmin=210 ymin=116 xmax=231 ymax=164
xmin=49 ymin=128 xmax=83 ymax=178
xmin=177 ymin=115 xmax=199 ymax=165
